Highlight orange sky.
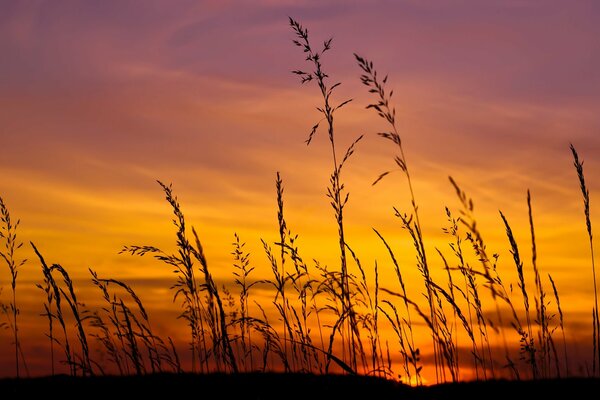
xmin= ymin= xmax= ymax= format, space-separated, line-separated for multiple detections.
xmin=1 ymin=0 xmax=600 ymax=382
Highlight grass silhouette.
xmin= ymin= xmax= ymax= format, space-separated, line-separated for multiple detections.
xmin=0 ymin=196 xmax=27 ymax=377
xmin=0 ymin=18 xmax=599 ymax=396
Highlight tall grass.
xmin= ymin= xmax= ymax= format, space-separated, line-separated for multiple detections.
xmin=90 ymin=269 xmax=179 ymax=374
xmin=0 ymin=196 xmax=27 ymax=377
xmin=1 ymin=18 xmax=599 ymax=386
xmin=571 ymin=144 xmax=599 ymax=376
xmin=449 ymin=176 xmax=522 ymax=378
xmin=290 ymin=17 xmax=363 ymax=371
xmin=500 ymin=210 xmax=537 ymax=378
xmin=548 ymin=273 xmax=567 ymax=376
xmin=355 ymin=54 xmax=445 ymax=382
xmin=374 ymin=227 xmax=420 ymax=382
xmin=441 ymin=207 xmax=488 ymax=379
xmin=121 ymin=181 xmax=237 ymax=373
xmin=231 ymin=232 xmax=256 ymax=371
xmin=31 ymin=243 xmax=92 ymax=376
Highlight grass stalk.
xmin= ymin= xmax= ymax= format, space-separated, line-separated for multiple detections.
xmin=527 ymin=190 xmax=551 ymax=377
xmin=290 ymin=17 xmax=362 ymax=370
xmin=355 ymin=54 xmax=440 ymax=381
xmin=548 ymin=273 xmax=568 ymax=376
xmin=500 ymin=211 xmax=537 ymax=378
xmin=570 ymin=144 xmax=599 ymax=375
xmin=0 ymin=196 xmax=27 ymax=377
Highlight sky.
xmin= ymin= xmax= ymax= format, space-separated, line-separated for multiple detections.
xmin=1 ymin=0 xmax=600 ymax=381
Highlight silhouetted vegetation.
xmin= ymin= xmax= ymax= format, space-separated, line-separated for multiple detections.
xmin=0 ymin=19 xmax=598 ymax=390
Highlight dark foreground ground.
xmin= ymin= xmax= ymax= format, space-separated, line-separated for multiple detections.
xmin=1 ymin=373 xmax=599 ymax=399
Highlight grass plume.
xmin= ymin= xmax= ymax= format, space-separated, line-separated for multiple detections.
xmin=290 ymin=17 xmax=363 ymax=371
xmin=0 ymin=196 xmax=27 ymax=377
xmin=570 ymin=143 xmax=599 ymax=375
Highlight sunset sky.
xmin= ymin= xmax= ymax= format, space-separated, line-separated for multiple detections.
xmin=1 ymin=0 xmax=600 ymax=380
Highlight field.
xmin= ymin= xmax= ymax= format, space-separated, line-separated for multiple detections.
xmin=1 ymin=13 xmax=600 ymax=394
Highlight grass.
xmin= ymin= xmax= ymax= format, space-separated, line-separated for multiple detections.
xmin=0 ymin=18 xmax=599 ymax=390
xmin=571 ymin=144 xmax=599 ymax=374
xmin=0 ymin=196 xmax=27 ymax=378
xmin=290 ymin=17 xmax=364 ymax=372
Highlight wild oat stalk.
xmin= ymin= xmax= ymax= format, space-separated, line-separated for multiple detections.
xmin=287 ymin=236 xmax=322 ymax=373
xmin=252 ymin=303 xmax=289 ymax=371
xmin=349 ymin=252 xmax=384 ymax=377
xmin=0 ymin=196 xmax=27 ymax=377
xmin=450 ymin=176 xmax=533 ymax=379
xmin=272 ymin=236 xmax=327 ymax=374
xmin=397 ymin=210 xmax=441 ymax=380
xmin=232 ymin=232 xmax=256 ymax=371
xmin=313 ymin=263 xmax=357 ymax=374
xmin=36 ymin=262 xmax=56 ymax=375
xmin=191 ymin=227 xmax=239 ymax=373
xmin=52 ymin=263 xmax=93 ymax=376
xmin=262 ymin=238 xmax=296 ymax=371
xmin=381 ymin=287 xmax=451 ymax=379
xmin=31 ymin=243 xmax=93 ymax=376
xmin=442 ymin=207 xmax=486 ymax=379
xmin=275 ymin=172 xmax=290 ymax=368
xmin=270 ymin=173 xmax=325 ymax=373
xmin=89 ymin=311 xmax=124 ymax=374
xmin=429 ymin=278 xmax=476 ymax=382
xmin=570 ymin=143 xmax=599 ymax=375
xmin=548 ymin=273 xmax=568 ymax=376
xmin=290 ymin=17 xmax=362 ymax=370
xmin=355 ymin=54 xmax=441 ymax=381
xmin=440 ymin=250 xmax=460 ymax=378
xmin=528 ymin=191 xmax=546 ymax=375
xmin=500 ymin=211 xmax=537 ymax=378
xmin=345 ymin=243 xmax=376 ymax=374
xmin=89 ymin=272 xmax=128 ymax=374
xmin=122 ymin=181 xmax=237 ymax=373
xmin=373 ymin=228 xmax=420 ymax=383
xmin=31 ymin=243 xmax=74 ymax=374
xmin=121 ymin=182 xmax=205 ymax=370
xmin=263 ymin=171 xmax=302 ymax=370
xmin=90 ymin=269 xmax=175 ymax=374
xmin=353 ymin=54 xmax=422 ymax=237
